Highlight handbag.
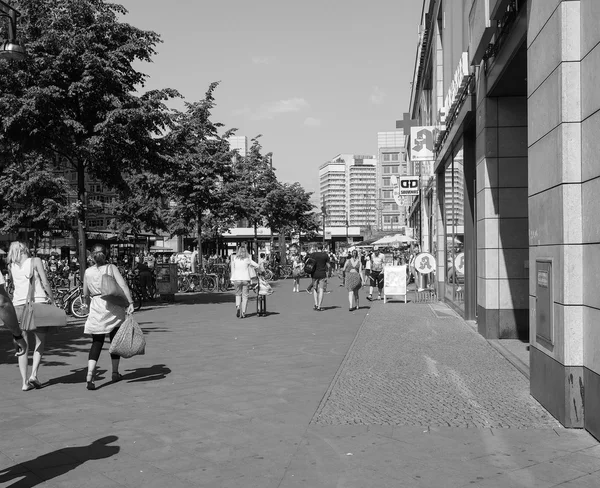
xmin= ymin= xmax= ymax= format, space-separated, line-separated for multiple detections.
xmin=20 ymin=260 xmax=67 ymax=331
xmin=100 ymin=264 xmax=130 ymax=308
xmin=108 ymin=315 xmax=146 ymax=358
xmin=248 ymin=264 xmax=257 ymax=280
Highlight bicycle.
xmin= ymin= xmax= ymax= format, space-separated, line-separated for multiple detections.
xmin=54 ymin=284 xmax=89 ymax=319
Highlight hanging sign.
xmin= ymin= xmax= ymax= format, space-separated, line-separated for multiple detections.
xmin=414 ymin=252 xmax=436 ymax=275
xmin=410 ymin=126 xmax=435 ymax=161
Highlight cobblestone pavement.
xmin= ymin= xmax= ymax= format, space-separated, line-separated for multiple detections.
xmin=312 ymin=301 xmax=560 ymax=428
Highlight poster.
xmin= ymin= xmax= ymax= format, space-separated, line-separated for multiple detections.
xmin=383 ymin=265 xmax=407 ymax=303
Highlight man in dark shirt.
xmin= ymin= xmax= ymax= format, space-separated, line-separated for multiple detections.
xmin=309 ymin=244 xmax=330 ymax=311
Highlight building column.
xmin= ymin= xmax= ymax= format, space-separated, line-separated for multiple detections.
xmin=528 ymin=1 xmax=584 ymax=428
xmin=475 ymin=88 xmax=529 ymax=339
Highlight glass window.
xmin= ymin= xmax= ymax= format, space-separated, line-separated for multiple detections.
xmin=383 ymin=190 xmax=392 ymax=199
xmin=383 ymin=166 xmax=391 ymax=174
xmin=445 ymin=143 xmax=465 ymax=311
xmin=391 ymin=166 xmax=399 ymax=174
xmin=383 ymin=177 xmax=391 ymax=186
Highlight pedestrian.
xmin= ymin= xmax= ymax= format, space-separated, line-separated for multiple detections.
xmin=0 ymin=270 xmax=27 ymax=356
xmin=230 ymin=245 xmax=259 ymax=319
xmin=291 ymin=251 xmax=303 ymax=293
xmin=8 ymin=241 xmax=57 ymax=391
xmin=82 ymin=244 xmax=135 ymax=390
xmin=367 ymin=246 xmax=385 ymax=301
xmin=343 ymin=249 xmax=364 ymax=311
xmin=308 ymin=244 xmax=330 ymax=311
xmin=135 ymin=258 xmax=153 ymax=300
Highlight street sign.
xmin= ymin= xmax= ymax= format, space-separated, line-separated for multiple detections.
xmin=398 ymin=176 xmax=420 ymax=196
xmin=324 ymin=230 xmax=332 ymax=240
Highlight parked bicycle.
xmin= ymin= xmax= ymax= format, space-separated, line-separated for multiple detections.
xmin=177 ymin=271 xmax=218 ymax=293
xmin=54 ymin=284 xmax=89 ymax=319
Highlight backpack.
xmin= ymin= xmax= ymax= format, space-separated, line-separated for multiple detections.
xmin=303 ymin=257 xmax=316 ymax=275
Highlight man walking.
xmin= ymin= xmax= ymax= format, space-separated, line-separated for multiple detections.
xmin=308 ymin=244 xmax=330 ymax=311
xmin=367 ymin=246 xmax=385 ymax=301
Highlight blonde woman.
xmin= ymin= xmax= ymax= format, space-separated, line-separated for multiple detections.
xmin=230 ymin=246 xmax=259 ymax=318
xmin=82 ymin=244 xmax=135 ymax=390
xmin=291 ymin=251 xmax=303 ymax=292
xmin=8 ymin=241 xmax=56 ymax=391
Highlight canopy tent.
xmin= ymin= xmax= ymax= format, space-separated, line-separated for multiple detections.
xmin=371 ymin=234 xmax=416 ymax=247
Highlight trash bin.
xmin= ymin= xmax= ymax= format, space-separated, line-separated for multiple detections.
xmin=155 ymin=264 xmax=178 ymax=302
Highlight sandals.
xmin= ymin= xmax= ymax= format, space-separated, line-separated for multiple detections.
xmin=22 ymin=383 xmax=35 ymax=392
xmin=112 ymin=373 xmax=123 ymax=383
xmin=28 ymin=377 xmax=42 ymax=389
xmin=86 ymin=369 xmax=96 ymax=390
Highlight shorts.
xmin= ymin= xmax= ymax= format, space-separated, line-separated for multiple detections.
xmin=311 ymin=277 xmax=328 ymax=291
xmin=370 ymin=271 xmax=384 ymax=289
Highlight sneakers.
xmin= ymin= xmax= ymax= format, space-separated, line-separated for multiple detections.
xmin=366 ymin=295 xmax=373 ymax=301
xmin=377 ymin=296 xmax=382 ymax=300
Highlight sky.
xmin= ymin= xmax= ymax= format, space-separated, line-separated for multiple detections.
xmin=118 ymin=0 xmax=423 ymax=198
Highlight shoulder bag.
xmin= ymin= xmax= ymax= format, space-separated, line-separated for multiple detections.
xmin=19 ymin=260 xmax=67 ymax=331
xmin=100 ymin=264 xmax=130 ymax=309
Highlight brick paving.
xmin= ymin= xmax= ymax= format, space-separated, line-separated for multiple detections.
xmin=0 ymin=277 xmax=598 ymax=487
xmin=312 ymin=301 xmax=559 ymax=428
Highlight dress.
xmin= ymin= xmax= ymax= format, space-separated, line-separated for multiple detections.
xmin=84 ymin=265 xmax=126 ymax=335
xmin=344 ymin=258 xmax=362 ymax=291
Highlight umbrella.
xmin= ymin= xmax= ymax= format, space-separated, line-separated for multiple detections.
xmin=0 ymin=249 xmax=5 ymax=255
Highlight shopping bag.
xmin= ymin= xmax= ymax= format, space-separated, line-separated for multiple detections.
xmin=19 ymin=261 xmax=67 ymax=330
xmin=108 ymin=315 xmax=146 ymax=358
xmin=100 ymin=264 xmax=129 ymax=308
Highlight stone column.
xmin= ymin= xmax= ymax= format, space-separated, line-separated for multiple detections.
xmin=475 ymin=90 xmax=529 ymax=338
xmin=528 ymin=0 xmax=584 ymax=428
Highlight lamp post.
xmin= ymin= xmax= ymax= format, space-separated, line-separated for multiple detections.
xmin=0 ymin=1 xmax=26 ymax=61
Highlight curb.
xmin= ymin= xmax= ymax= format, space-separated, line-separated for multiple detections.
xmin=487 ymin=339 xmax=530 ymax=380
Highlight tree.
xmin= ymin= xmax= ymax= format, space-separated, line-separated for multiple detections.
xmin=228 ymin=137 xmax=277 ymax=257
xmin=163 ymin=82 xmax=236 ymax=269
xmin=0 ymin=0 xmax=177 ymax=279
xmin=263 ymin=182 xmax=316 ymax=263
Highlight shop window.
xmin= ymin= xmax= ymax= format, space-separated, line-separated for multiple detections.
xmin=445 ymin=144 xmax=465 ymax=311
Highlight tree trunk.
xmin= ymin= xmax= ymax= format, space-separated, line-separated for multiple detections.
xmin=77 ymin=160 xmax=87 ymax=284
xmin=279 ymin=231 xmax=286 ymax=265
xmin=253 ymin=222 xmax=258 ymax=261
xmin=197 ymin=211 xmax=203 ymax=271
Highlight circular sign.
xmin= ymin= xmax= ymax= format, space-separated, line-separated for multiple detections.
xmin=454 ymin=252 xmax=465 ymax=275
xmin=414 ymin=252 xmax=436 ymax=275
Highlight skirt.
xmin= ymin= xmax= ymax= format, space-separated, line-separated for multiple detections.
xmin=345 ymin=271 xmax=362 ymax=291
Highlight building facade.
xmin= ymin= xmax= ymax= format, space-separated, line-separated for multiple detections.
xmin=377 ymin=131 xmax=408 ymax=231
xmin=407 ymin=0 xmax=600 ymax=438
xmin=319 ymin=154 xmax=377 ymax=233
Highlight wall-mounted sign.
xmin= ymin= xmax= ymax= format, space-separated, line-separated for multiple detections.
xmin=454 ymin=252 xmax=465 ymax=275
xmin=410 ymin=126 xmax=435 ymax=161
xmin=414 ymin=252 xmax=436 ymax=275
xmin=398 ymin=176 xmax=420 ymax=196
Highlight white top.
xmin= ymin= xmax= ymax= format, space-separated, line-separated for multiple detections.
xmin=83 ymin=264 xmax=126 ymax=335
xmin=371 ymin=254 xmax=385 ymax=272
xmin=11 ymin=258 xmax=47 ymax=306
xmin=230 ymin=257 xmax=258 ymax=282
xmin=0 ymin=272 xmax=4 ymax=286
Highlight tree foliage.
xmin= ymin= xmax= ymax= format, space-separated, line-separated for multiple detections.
xmin=163 ymin=82 xmax=236 ymax=265
xmin=0 ymin=0 xmax=178 ymax=274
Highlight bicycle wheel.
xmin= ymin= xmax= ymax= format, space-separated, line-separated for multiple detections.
xmin=263 ymin=269 xmax=274 ymax=281
xmin=202 ymin=276 xmax=216 ymax=292
xmin=189 ymin=275 xmax=201 ymax=292
xmin=279 ymin=265 xmax=292 ymax=280
xmin=70 ymin=295 xmax=89 ymax=319
xmin=178 ymin=276 xmax=190 ymax=293
xmin=132 ymin=289 xmax=143 ymax=311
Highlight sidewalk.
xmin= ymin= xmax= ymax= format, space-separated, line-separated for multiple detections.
xmin=0 ymin=278 xmax=598 ymax=487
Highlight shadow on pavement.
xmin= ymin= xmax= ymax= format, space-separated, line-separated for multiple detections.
xmin=123 ymin=364 xmax=171 ymax=383
xmin=0 ymin=436 xmax=119 ymax=488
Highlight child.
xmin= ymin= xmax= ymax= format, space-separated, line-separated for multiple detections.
xmin=257 ymin=274 xmax=273 ymax=317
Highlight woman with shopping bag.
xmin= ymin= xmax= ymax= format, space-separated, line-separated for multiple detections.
xmin=82 ymin=244 xmax=135 ymax=390
xmin=8 ymin=241 xmax=65 ymax=391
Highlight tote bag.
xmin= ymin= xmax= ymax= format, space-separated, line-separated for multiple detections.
xmin=108 ymin=315 xmax=146 ymax=358
xmin=19 ymin=261 xmax=67 ymax=331
xmin=100 ymin=264 xmax=129 ymax=308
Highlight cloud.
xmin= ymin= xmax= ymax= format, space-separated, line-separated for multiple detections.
xmin=304 ymin=117 xmax=322 ymax=127
xmin=252 ymin=56 xmax=275 ymax=65
xmin=253 ymin=98 xmax=309 ymax=120
xmin=370 ymin=86 xmax=386 ymax=105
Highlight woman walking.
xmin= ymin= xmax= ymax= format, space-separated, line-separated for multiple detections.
xmin=343 ymin=250 xmax=364 ymax=312
xmin=230 ymin=246 xmax=259 ymax=318
xmin=8 ymin=241 xmax=56 ymax=391
xmin=82 ymin=244 xmax=134 ymax=390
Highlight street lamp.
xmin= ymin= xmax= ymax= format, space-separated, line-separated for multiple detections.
xmin=0 ymin=1 xmax=26 ymax=61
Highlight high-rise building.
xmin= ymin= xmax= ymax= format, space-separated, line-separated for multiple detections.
xmin=227 ymin=135 xmax=248 ymax=162
xmin=319 ymin=154 xmax=377 ymax=232
xmin=377 ymin=131 xmax=407 ymax=231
